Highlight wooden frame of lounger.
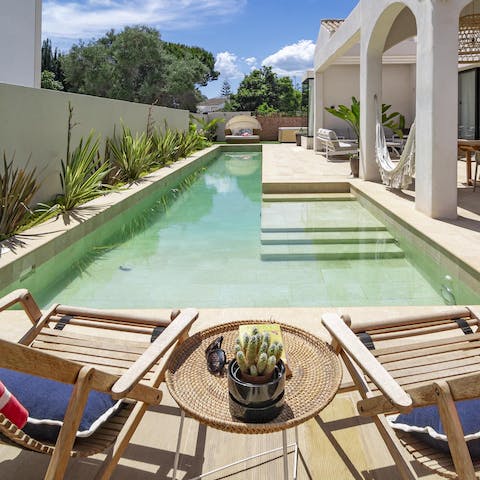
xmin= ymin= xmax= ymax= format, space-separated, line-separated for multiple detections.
xmin=322 ymin=307 xmax=480 ymax=480
xmin=0 ymin=289 xmax=198 ymax=480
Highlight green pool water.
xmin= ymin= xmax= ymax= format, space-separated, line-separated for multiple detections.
xmin=6 ymin=151 xmax=480 ymax=309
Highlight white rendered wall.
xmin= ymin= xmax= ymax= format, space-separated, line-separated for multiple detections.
xmin=0 ymin=84 xmax=189 ymax=204
xmin=0 ymin=0 xmax=41 ymax=88
xmin=320 ymin=64 xmax=415 ymax=138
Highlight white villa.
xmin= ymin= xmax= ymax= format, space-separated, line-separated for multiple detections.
xmin=313 ymin=0 xmax=480 ymax=219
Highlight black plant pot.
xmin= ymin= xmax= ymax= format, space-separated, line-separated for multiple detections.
xmin=227 ymin=359 xmax=285 ymax=423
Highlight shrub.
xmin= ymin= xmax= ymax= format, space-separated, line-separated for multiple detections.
xmin=0 ymin=153 xmax=39 ymax=240
xmin=58 ymin=131 xmax=112 ymax=211
xmin=108 ymin=125 xmax=156 ymax=182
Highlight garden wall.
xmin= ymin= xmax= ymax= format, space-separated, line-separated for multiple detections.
xmin=199 ymin=112 xmax=306 ymax=141
xmin=256 ymin=115 xmax=307 ymax=141
xmin=0 ymin=83 xmax=189 ymax=204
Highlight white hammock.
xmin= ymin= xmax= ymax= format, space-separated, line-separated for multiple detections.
xmin=375 ymin=108 xmax=416 ymax=189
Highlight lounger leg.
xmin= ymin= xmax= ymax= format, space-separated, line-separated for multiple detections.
xmin=373 ymin=415 xmax=417 ymax=480
xmin=94 ymin=401 xmax=149 ymax=480
xmin=46 ymin=367 xmax=94 ymax=480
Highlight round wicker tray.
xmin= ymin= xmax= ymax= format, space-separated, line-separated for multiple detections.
xmin=165 ymin=321 xmax=342 ymax=434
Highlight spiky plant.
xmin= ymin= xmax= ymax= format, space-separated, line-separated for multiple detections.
xmin=0 ymin=153 xmax=39 ymax=240
xmin=151 ymin=128 xmax=181 ymax=166
xmin=59 ymin=131 xmax=111 ymax=211
xmin=108 ymin=125 xmax=155 ymax=182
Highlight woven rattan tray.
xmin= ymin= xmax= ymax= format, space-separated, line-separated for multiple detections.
xmin=165 ymin=321 xmax=342 ymax=434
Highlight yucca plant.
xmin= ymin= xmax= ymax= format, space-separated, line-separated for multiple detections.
xmin=58 ymin=131 xmax=112 ymax=211
xmin=0 ymin=153 xmax=39 ymax=239
xmin=151 ymin=128 xmax=181 ymax=166
xmin=108 ymin=125 xmax=155 ymax=182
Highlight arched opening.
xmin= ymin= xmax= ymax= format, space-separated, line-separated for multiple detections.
xmin=360 ymin=3 xmax=417 ymax=185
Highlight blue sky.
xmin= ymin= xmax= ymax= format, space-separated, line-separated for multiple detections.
xmin=42 ymin=0 xmax=358 ymax=98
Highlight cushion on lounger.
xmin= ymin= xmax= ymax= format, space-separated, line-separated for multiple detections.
xmin=389 ymin=399 xmax=480 ymax=457
xmin=232 ymin=128 xmax=253 ymax=136
xmin=0 ymin=368 xmax=122 ymax=443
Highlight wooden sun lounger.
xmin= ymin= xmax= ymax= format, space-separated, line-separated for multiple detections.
xmin=0 ymin=289 xmax=198 ymax=480
xmin=322 ymin=307 xmax=480 ymax=480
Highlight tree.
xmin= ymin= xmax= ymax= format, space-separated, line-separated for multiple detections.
xmin=277 ymin=76 xmax=301 ymax=115
xmin=220 ymin=80 xmax=232 ymax=97
xmin=41 ymin=70 xmax=64 ymax=91
xmin=41 ymin=39 xmax=64 ymax=87
xmin=228 ymin=66 xmax=301 ymax=114
xmin=61 ymin=26 xmax=219 ymax=110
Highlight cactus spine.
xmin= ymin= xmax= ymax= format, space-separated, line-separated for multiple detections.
xmin=234 ymin=326 xmax=284 ymax=379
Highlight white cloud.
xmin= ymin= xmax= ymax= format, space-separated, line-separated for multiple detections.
xmin=43 ymin=0 xmax=247 ymax=39
xmin=262 ymin=39 xmax=315 ymax=77
xmin=214 ymin=51 xmax=243 ymax=80
xmin=244 ymin=56 xmax=257 ymax=67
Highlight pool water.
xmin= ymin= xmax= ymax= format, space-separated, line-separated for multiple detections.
xmin=7 ymin=151 xmax=480 ymax=308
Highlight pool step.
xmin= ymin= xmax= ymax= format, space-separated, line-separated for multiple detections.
xmin=261 ymin=200 xmax=386 ymax=232
xmin=260 ymin=194 xmax=405 ymax=261
xmin=261 ymin=243 xmax=405 ymax=261
xmin=261 ymin=230 xmax=396 ymax=245
xmin=262 ymin=193 xmax=356 ymax=202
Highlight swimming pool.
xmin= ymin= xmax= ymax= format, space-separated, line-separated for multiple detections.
xmin=3 ymin=150 xmax=480 ymax=308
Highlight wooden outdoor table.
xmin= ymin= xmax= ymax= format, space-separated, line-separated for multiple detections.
xmin=166 ymin=320 xmax=342 ymax=480
xmin=458 ymin=139 xmax=480 ymax=185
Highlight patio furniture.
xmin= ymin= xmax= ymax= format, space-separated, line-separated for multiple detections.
xmin=166 ymin=320 xmax=342 ymax=480
xmin=322 ymin=307 xmax=480 ymax=480
xmin=225 ymin=115 xmax=261 ymax=144
xmin=316 ymin=128 xmax=358 ymax=160
xmin=475 ymin=152 xmax=480 ymax=192
xmin=0 ymin=289 xmax=198 ymax=480
xmin=458 ymin=139 xmax=480 ymax=186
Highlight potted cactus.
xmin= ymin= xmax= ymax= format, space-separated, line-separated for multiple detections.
xmin=228 ymin=326 xmax=286 ymax=422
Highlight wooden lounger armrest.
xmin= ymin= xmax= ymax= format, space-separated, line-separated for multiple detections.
xmin=322 ymin=313 xmax=413 ymax=414
xmin=0 ymin=289 xmax=42 ymax=324
xmin=0 ymin=338 xmax=161 ymax=404
xmin=112 ymin=308 xmax=199 ymax=396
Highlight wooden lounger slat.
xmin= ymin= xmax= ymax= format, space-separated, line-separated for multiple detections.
xmin=372 ymin=332 xmax=480 ymax=357
xmin=368 ymin=319 xmax=478 ymax=341
xmin=372 ymin=338 xmax=480 ymax=364
xmin=49 ymin=317 xmax=155 ymax=335
xmin=381 ymin=346 xmax=480 ymax=370
xmin=37 ymin=328 xmax=150 ymax=351
xmin=54 ymin=305 xmax=170 ymax=326
xmin=365 ymin=317 xmax=476 ymax=336
xmin=32 ymin=339 xmax=144 ymax=362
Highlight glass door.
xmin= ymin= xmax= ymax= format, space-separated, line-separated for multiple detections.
xmin=458 ymin=68 xmax=477 ymax=139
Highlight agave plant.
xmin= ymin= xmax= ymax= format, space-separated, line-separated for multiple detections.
xmin=108 ymin=125 xmax=156 ymax=182
xmin=58 ymin=131 xmax=111 ymax=211
xmin=0 ymin=153 xmax=39 ymax=239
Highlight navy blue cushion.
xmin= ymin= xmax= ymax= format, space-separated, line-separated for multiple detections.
xmin=390 ymin=399 xmax=480 ymax=457
xmin=0 ymin=368 xmax=122 ymax=443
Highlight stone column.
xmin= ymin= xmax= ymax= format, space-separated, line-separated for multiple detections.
xmin=313 ymin=71 xmax=324 ymax=152
xmin=415 ymin=1 xmax=460 ymax=218
xmin=359 ymin=45 xmax=382 ymax=180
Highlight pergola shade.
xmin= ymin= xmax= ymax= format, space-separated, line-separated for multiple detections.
xmin=459 ymin=14 xmax=480 ymax=63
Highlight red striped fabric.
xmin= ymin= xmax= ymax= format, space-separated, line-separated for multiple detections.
xmin=0 ymin=381 xmax=28 ymax=428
